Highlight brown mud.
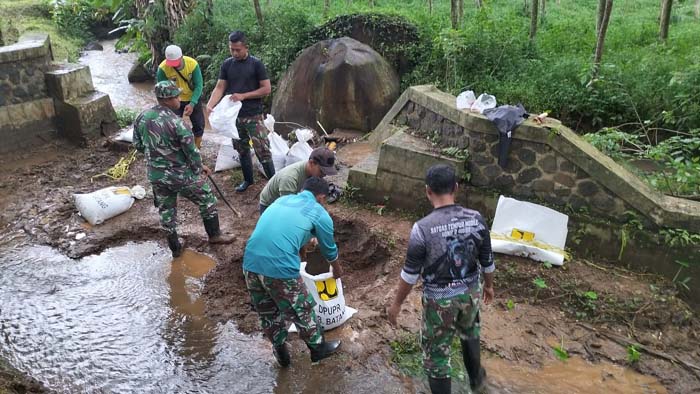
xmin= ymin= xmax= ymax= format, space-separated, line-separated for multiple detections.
xmin=0 ymin=135 xmax=698 ymax=393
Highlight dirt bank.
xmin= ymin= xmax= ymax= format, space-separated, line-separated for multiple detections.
xmin=0 ymin=136 xmax=698 ymax=393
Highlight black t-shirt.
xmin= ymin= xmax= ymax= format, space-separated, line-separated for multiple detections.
xmin=218 ymin=55 xmax=269 ymax=117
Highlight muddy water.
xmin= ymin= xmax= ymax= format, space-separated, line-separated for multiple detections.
xmin=79 ymin=40 xmax=155 ymax=110
xmin=0 ymin=242 xmax=277 ymax=393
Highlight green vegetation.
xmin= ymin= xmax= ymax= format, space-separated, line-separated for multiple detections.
xmin=115 ymin=108 xmax=138 ymax=128
xmin=627 ymin=344 xmax=641 ymax=364
xmin=552 ymin=337 xmax=570 ymax=361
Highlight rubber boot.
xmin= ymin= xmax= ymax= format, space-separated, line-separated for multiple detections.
xmin=427 ymin=377 xmax=451 ymax=394
xmin=273 ymin=343 xmax=291 ymax=367
xmin=203 ymin=214 xmax=235 ymax=244
xmin=262 ymin=161 xmax=275 ymax=180
xmin=308 ymin=339 xmax=341 ymax=363
xmin=461 ymin=338 xmax=487 ymax=392
xmin=166 ymin=231 xmax=183 ymax=258
xmin=235 ymin=153 xmax=254 ymax=192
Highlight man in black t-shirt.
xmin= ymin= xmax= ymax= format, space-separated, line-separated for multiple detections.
xmin=206 ymin=31 xmax=275 ymax=192
xmin=387 ymin=164 xmax=495 ymax=394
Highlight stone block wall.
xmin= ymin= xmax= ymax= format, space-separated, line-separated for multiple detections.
xmin=396 ymin=102 xmax=634 ymax=220
xmin=0 ymin=33 xmax=53 ymax=107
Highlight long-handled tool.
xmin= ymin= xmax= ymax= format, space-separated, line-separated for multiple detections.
xmin=208 ymin=174 xmax=242 ymax=217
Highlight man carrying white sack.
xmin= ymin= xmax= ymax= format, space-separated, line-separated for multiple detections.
xmin=387 ymin=164 xmax=495 ymax=394
xmin=242 ymin=177 xmax=343 ymax=367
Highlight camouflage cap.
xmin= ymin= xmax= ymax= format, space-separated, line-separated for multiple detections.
xmin=154 ymin=80 xmax=181 ymax=99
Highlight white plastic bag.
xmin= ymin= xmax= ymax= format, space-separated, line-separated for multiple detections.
xmin=114 ymin=128 xmax=133 ymax=143
xmin=299 ymin=262 xmax=356 ymax=330
xmin=456 ymin=90 xmax=476 ymax=110
xmin=490 ymin=195 xmax=569 ymax=266
xmin=269 ymin=132 xmax=289 ymax=172
xmin=471 ymin=93 xmax=497 ymax=114
xmin=285 ymin=128 xmax=314 ymax=167
xmin=263 ymin=114 xmax=276 ymax=133
xmin=208 ymin=95 xmax=242 ymax=139
xmin=73 ymin=185 xmax=146 ymax=226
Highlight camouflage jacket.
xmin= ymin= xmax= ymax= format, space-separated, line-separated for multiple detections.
xmin=133 ymin=105 xmax=202 ymax=184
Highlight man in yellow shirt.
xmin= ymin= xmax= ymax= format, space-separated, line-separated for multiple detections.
xmin=157 ymin=45 xmax=205 ymax=148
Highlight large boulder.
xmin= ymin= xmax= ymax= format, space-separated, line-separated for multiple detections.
xmin=272 ymin=37 xmax=399 ymax=134
xmin=127 ymin=60 xmax=152 ymax=83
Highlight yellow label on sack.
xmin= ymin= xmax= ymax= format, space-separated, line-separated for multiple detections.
xmin=511 ymin=228 xmax=535 ymax=241
xmin=315 ymin=278 xmax=338 ymax=301
xmin=113 ymin=187 xmax=131 ymax=195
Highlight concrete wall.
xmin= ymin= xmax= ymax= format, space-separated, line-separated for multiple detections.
xmin=0 ymin=33 xmax=117 ymax=152
xmin=349 ymin=85 xmax=700 ymax=307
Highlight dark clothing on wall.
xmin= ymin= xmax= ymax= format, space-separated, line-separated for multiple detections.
xmin=483 ymin=104 xmax=528 ymax=168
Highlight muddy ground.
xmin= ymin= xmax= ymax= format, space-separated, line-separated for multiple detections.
xmin=0 ymin=136 xmax=699 ymax=393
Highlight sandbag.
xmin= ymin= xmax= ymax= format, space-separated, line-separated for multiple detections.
xmin=300 ymin=262 xmax=355 ymax=330
xmin=285 ymin=128 xmax=314 ymax=167
xmin=208 ymin=95 xmax=242 ymax=139
xmin=490 ymin=195 xmax=569 ymax=266
xmin=214 ymin=142 xmax=267 ymax=177
xmin=74 ymin=185 xmax=146 ymax=226
xmin=114 ymin=128 xmax=133 ymax=143
xmin=269 ymin=134 xmax=289 ymax=173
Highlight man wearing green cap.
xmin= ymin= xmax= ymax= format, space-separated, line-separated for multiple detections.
xmin=133 ymin=80 xmax=235 ymax=258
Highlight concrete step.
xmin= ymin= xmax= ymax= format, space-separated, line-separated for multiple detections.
xmin=378 ymin=130 xmax=464 ymax=180
xmin=347 ymin=150 xmax=379 ymax=191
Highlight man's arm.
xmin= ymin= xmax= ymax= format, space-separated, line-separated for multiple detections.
xmin=277 ymin=175 xmax=299 ymax=197
xmin=189 ymin=64 xmax=203 ymax=106
xmin=156 ymin=67 xmax=167 ymax=83
xmin=314 ymin=210 xmax=341 ymax=277
xmin=478 ymin=216 xmax=496 ymax=304
xmin=230 ymin=79 xmax=271 ymax=102
xmin=206 ymin=79 xmax=228 ymax=113
xmin=132 ymin=116 xmax=144 ymax=153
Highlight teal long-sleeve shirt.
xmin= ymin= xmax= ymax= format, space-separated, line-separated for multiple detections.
xmin=243 ymin=191 xmax=339 ymax=279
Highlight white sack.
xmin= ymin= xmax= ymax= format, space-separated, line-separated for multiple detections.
xmin=269 ymin=131 xmax=289 ymax=172
xmin=263 ymin=114 xmax=275 ymax=133
xmin=456 ymin=90 xmax=476 ymax=110
xmin=471 ymin=93 xmax=497 ymax=114
xmin=285 ymin=128 xmax=314 ymax=167
xmin=114 ymin=128 xmax=133 ymax=143
xmin=74 ymin=185 xmax=146 ymax=226
xmin=214 ymin=143 xmax=241 ymax=172
xmin=208 ymin=96 xmax=242 ymax=139
xmin=299 ymin=262 xmax=355 ymax=330
xmin=491 ymin=195 xmax=569 ymax=266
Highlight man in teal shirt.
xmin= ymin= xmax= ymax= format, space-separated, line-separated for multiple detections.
xmin=243 ymin=177 xmax=342 ymax=367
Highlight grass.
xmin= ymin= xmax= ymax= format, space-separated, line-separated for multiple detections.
xmin=1 ymin=0 xmax=87 ymax=62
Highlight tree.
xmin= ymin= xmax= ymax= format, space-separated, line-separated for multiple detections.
xmin=427 ymin=0 xmax=432 ymax=14
xmin=253 ymin=0 xmax=264 ymax=27
xmin=659 ymin=0 xmax=673 ymax=41
xmin=450 ymin=0 xmax=459 ymax=29
xmin=696 ymin=0 xmax=700 ymax=20
xmin=592 ymin=0 xmax=613 ymax=79
xmin=458 ymin=0 xmax=464 ymax=21
xmin=541 ymin=0 xmax=546 ymax=25
xmin=134 ymin=0 xmax=195 ymax=73
xmin=596 ymin=0 xmax=605 ymax=34
xmin=474 ymin=0 xmax=482 ymax=8
xmin=324 ymin=0 xmax=330 ymax=18
xmin=530 ymin=0 xmax=539 ymax=39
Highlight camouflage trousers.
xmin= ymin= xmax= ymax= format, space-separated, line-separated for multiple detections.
xmin=152 ymin=177 xmax=218 ymax=234
xmin=234 ymin=114 xmax=272 ymax=164
xmin=421 ymin=284 xmax=482 ymax=379
xmin=243 ymin=270 xmax=323 ymax=348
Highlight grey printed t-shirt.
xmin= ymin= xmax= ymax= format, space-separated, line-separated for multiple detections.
xmin=259 ymin=160 xmax=307 ymax=207
xmin=401 ymin=204 xmax=495 ymax=299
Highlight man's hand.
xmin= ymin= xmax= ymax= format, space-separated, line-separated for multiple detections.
xmin=183 ymin=104 xmax=194 ymax=117
xmin=202 ymin=165 xmax=212 ymax=177
xmin=331 ymin=261 xmax=343 ymax=279
xmin=230 ymin=93 xmax=246 ymax=102
xmin=386 ymin=303 xmax=401 ymax=326
xmin=483 ymin=285 xmax=494 ymax=304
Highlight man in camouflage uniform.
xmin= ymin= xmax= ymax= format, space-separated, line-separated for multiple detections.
xmin=206 ymin=30 xmax=275 ymax=192
xmin=242 ymin=177 xmax=342 ymax=366
xmin=133 ymin=80 xmax=235 ymax=258
xmin=387 ymin=164 xmax=495 ymax=394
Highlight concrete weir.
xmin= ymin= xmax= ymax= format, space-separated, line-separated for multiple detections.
xmin=0 ymin=33 xmax=117 ymax=152
xmin=349 ymin=85 xmax=700 ymax=306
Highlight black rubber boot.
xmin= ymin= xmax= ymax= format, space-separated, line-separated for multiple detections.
xmin=427 ymin=377 xmax=451 ymax=394
xmin=308 ymin=339 xmax=341 ymax=363
xmin=235 ymin=152 xmax=254 ymax=192
xmin=461 ymin=338 xmax=487 ymax=392
xmin=166 ymin=231 xmax=183 ymax=258
xmin=203 ymin=214 xmax=235 ymax=244
xmin=262 ymin=161 xmax=275 ymax=180
xmin=273 ymin=343 xmax=291 ymax=367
